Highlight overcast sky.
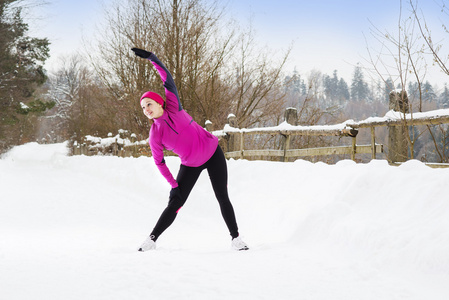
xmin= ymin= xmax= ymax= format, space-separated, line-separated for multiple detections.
xmin=31 ymin=0 xmax=449 ymax=88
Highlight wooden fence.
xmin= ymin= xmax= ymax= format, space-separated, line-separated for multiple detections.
xmin=72 ymin=103 xmax=449 ymax=167
xmin=215 ymin=108 xmax=382 ymax=162
xmin=216 ymin=106 xmax=449 ymax=166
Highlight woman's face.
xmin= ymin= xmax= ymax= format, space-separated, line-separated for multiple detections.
xmin=141 ymin=98 xmax=164 ymax=119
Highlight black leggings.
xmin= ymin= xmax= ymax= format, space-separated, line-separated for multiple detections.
xmin=150 ymin=146 xmax=239 ymax=240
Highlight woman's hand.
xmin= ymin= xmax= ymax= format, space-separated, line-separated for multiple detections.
xmin=168 ymin=186 xmax=183 ymax=207
xmin=131 ymin=48 xmax=151 ymax=59
xmin=169 ymin=187 xmax=182 ymax=201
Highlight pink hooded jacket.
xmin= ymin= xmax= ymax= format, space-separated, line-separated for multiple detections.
xmin=145 ymin=53 xmax=219 ymax=188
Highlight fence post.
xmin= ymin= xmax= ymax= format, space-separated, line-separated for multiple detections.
xmin=388 ymin=90 xmax=409 ymax=163
xmin=80 ymin=137 xmax=87 ymax=156
xmin=284 ymin=107 xmax=298 ymax=125
xmin=370 ymin=126 xmax=376 ymax=159
xmin=205 ymin=120 xmax=213 ymax=132
xmin=227 ymin=114 xmax=237 ymax=153
xmin=281 ymin=107 xmax=297 ymax=162
xmin=131 ymin=133 xmax=137 ymax=157
xmin=240 ymin=132 xmax=244 ymax=159
xmin=351 ymin=137 xmax=356 ymax=161
xmin=73 ymin=141 xmax=79 ymax=155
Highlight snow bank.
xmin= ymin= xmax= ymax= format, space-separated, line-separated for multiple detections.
xmin=1 ymin=143 xmax=449 ymax=299
xmin=1 ymin=141 xmax=69 ymax=162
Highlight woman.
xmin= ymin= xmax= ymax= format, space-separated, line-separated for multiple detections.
xmin=132 ymin=48 xmax=248 ymax=251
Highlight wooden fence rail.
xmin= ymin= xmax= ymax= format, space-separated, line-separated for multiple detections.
xmin=225 ymin=144 xmax=384 ymax=161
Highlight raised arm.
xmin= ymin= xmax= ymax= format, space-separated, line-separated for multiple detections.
xmin=148 ymin=53 xmax=182 ymax=113
xmin=131 ymin=48 xmax=182 ymax=113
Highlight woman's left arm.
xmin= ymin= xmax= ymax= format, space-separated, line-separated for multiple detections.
xmin=132 ymin=48 xmax=182 ymax=113
xmin=148 ymin=53 xmax=183 ymax=113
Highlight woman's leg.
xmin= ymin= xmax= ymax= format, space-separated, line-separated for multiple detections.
xmin=150 ymin=164 xmax=203 ymax=240
xmin=206 ymin=146 xmax=239 ymax=238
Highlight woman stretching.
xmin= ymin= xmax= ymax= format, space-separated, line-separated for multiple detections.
xmin=131 ymin=48 xmax=248 ymax=251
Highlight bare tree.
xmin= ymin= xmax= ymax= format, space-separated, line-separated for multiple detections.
xmin=87 ymin=0 xmax=233 ymax=133
xmin=42 ymin=55 xmax=115 ymax=142
xmin=88 ymin=0 xmax=290 ymax=136
xmin=409 ymin=0 xmax=449 ymax=76
xmin=229 ymin=26 xmax=291 ymax=129
xmin=365 ymin=1 xmax=427 ymax=109
xmin=363 ymin=0 xmax=430 ymax=161
xmin=363 ymin=0 xmax=449 ymax=162
xmin=408 ymin=0 xmax=449 ymax=162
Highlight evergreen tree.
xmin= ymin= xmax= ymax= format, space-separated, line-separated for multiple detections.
xmin=284 ymin=69 xmax=306 ymax=107
xmin=0 ymin=0 xmax=51 ymax=152
xmin=385 ymin=78 xmax=395 ymax=103
xmin=284 ymin=69 xmax=305 ymax=95
xmin=350 ymin=64 xmax=369 ymax=102
xmin=323 ymin=70 xmax=349 ymax=104
xmin=323 ymin=70 xmax=339 ymax=101
xmin=439 ymin=84 xmax=449 ymax=108
xmin=422 ymin=81 xmax=436 ymax=102
xmin=337 ymin=78 xmax=350 ymax=102
xmin=407 ymin=81 xmax=420 ymax=103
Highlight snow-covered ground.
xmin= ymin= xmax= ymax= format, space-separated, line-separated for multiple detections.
xmin=1 ymin=142 xmax=449 ymax=299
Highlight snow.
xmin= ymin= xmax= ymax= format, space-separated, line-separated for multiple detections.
xmin=1 ymin=142 xmax=449 ymax=299
xmin=214 ymin=108 xmax=449 ymax=136
xmin=217 ymin=120 xmax=356 ymax=136
xmin=84 ymin=133 xmax=148 ymax=149
xmin=354 ymin=108 xmax=449 ymax=126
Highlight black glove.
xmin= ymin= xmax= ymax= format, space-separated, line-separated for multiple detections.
xmin=169 ymin=187 xmax=182 ymax=201
xmin=131 ymin=47 xmax=151 ymax=59
xmin=168 ymin=186 xmax=183 ymax=206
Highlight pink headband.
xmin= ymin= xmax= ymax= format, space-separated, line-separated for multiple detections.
xmin=140 ymin=91 xmax=165 ymax=106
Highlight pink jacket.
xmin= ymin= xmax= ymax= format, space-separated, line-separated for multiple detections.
xmin=147 ymin=53 xmax=218 ymax=188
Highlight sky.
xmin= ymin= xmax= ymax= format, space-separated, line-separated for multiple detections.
xmin=29 ymin=0 xmax=449 ymax=88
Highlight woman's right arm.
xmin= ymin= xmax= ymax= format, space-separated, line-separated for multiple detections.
xmin=150 ymin=134 xmax=178 ymax=189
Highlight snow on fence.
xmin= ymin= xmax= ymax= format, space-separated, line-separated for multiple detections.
xmin=348 ymin=108 xmax=449 ymax=166
xmin=73 ymin=130 xmax=149 ymax=157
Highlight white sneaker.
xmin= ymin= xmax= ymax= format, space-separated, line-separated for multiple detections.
xmin=232 ymin=236 xmax=249 ymax=251
xmin=138 ymin=236 xmax=156 ymax=251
